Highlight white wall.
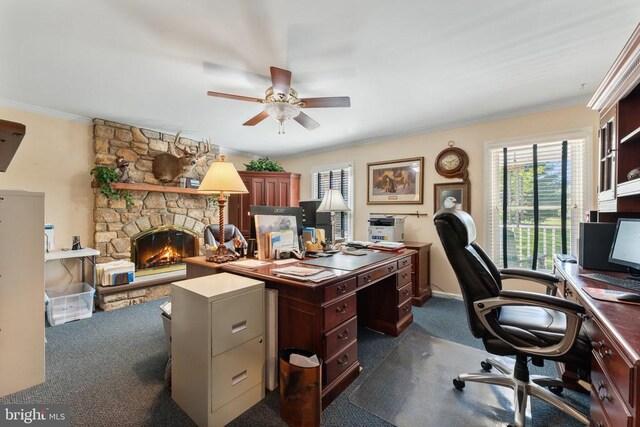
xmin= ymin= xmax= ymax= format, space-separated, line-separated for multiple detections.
xmin=280 ymin=104 xmax=599 ymax=294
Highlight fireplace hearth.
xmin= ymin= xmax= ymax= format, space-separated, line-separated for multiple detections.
xmin=131 ymin=226 xmax=199 ymax=276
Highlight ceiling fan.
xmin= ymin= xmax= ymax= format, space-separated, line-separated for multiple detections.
xmin=207 ymin=66 xmax=351 ymax=133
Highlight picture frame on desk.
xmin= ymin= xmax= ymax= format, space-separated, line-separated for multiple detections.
xmin=367 ymin=157 xmax=424 ymax=204
xmin=434 ymin=181 xmax=470 ymax=213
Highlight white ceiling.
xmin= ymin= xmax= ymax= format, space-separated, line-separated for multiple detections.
xmin=1 ymin=1 xmax=639 ymax=157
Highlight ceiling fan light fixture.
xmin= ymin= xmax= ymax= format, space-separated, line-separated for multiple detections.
xmin=264 ymin=102 xmax=301 ymax=123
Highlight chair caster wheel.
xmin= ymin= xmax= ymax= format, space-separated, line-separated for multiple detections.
xmin=480 ymin=361 xmax=492 ymax=371
xmin=549 ymin=385 xmax=563 ymax=395
xmin=453 ymin=378 xmax=465 ymax=390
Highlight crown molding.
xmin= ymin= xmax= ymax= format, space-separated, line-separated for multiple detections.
xmin=0 ymin=98 xmax=92 ymax=124
xmin=274 ymin=95 xmax=591 ymax=159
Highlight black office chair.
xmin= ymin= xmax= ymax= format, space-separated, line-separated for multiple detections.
xmin=433 ymin=209 xmax=590 ymax=427
xmin=204 ymin=224 xmax=246 ymax=251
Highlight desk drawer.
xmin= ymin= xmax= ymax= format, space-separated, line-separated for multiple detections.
xmin=324 ymin=340 xmax=357 ymax=386
xmin=397 ymin=266 xmax=411 ymax=288
xmin=323 ymin=294 xmax=356 ymax=331
xmin=583 ymin=314 xmax=633 ymax=404
xmin=591 ymin=354 xmax=632 ymax=427
xmin=397 ymin=282 xmax=412 ymax=305
xmin=398 ymin=255 xmax=411 ymax=270
xmin=397 ymin=300 xmax=412 ymax=320
xmin=324 ymin=316 xmax=357 ymax=359
xmin=358 ymin=262 xmax=397 ymax=287
xmin=323 ymin=278 xmax=356 ymax=303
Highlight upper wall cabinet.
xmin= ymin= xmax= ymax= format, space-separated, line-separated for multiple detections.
xmin=588 ymin=24 xmax=640 ymax=213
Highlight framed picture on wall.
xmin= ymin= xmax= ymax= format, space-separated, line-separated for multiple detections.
xmin=367 ymin=157 xmax=424 ymax=204
xmin=434 ymin=181 xmax=470 ymax=213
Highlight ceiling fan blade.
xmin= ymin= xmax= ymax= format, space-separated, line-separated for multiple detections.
xmin=300 ymin=97 xmax=351 ymax=108
xmin=270 ymin=66 xmax=292 ymax=99
xmin=294 ymin=112 xmax=320 ymax=130
xmin=243 ymin=111 xmax=270 ymax=126
xmin=207 ymin=91 xmax=263 ymax=103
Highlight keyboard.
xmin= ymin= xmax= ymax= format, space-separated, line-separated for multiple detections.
xmin=580 ymin=273 xmax=640 ymax=292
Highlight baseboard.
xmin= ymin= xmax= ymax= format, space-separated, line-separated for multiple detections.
xmin=431 ymin=290 xmax=463 ymax=300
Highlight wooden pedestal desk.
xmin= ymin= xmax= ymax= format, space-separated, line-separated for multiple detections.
xmin=403 ymin=242 xmax=432 ymax=306
xmin=554 ymin=259 xmax=640 ymax=427
xmin=185 ymin=250 xmax=415 ymax=407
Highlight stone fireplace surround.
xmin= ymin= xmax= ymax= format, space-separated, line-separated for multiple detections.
xmin=92 ymin=119 xmax=220 ymax=310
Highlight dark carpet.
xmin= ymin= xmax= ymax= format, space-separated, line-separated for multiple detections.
xmin=0 ymin=296 xmax=589 ymax=426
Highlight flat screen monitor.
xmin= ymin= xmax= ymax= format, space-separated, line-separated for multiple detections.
xmin=609 ymin=218 xmax=640 ymax=275
xmin=249 ymin=206 xmax=304 ymax=239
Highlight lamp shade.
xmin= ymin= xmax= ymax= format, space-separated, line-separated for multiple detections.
xmin=197 ymin=155 xmax=248 ymax=195
xmin=317 ymin=189 xmax=350 ymax=212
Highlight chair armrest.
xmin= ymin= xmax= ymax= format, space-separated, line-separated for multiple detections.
xmin=500 ymin=268 xmax=559 ymax=295
xmin=473 ymin=290 xmax=586 ymax=358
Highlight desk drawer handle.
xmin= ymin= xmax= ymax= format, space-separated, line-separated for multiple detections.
xmin=595 ymin=422 xmax=603 ymax=427
xmin=335 ymin=303 xmax=349 ymax=315
xmin=403 ymin=289 xmax=410 ymax=296
xmin=364 ymin=274 xmax=372 ymax=282
xmin=337 ymin=354 xmax=349 ymax=366
xmin=337 ymin=329 xmax=350 ymax=341
xmin=600 ymin=348 xmax=612 ymax=359
xmin=401 ymin=273 xmax=408 ymax=280
xmin=591 ymin=340 xmax=605 ymax=350
xmin=336 ymin=284 xmax=347 ymax=294
xmin=387 ymin=266 xmax=394 ymax=272
xmin=402 ymin=304 xmax=410 ymax=312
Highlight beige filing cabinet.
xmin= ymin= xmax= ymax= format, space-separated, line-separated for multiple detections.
xmin=0 ymin=190 xmax=45 ymax=397
xmin=171 ymin=273 xmax=265 ymax=427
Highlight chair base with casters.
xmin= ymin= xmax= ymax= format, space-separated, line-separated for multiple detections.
xmin=453 ymin=354 xmax=589 ymax=427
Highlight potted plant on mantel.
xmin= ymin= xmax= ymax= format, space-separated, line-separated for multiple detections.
xmin=91 ymin=166 xmax=133 ymax=205
xmin=244 ymin=157 xmax=285 ymax=172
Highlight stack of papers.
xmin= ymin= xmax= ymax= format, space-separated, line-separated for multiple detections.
xmin=272 ymin=266 xmax=336 ymax=283
xmin=227 ymin=259 xmax=271 ymax=269
xmin=369 ymin=241 xmax=406 ymax=251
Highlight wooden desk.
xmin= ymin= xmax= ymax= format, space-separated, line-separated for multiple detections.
xmin=554 ymin=259 xmax=640 ymax=427
xmin=185 ymin=250 xmax=415 ymax=407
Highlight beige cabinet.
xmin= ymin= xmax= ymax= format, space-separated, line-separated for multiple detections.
xmin=171 ymin=273 xmax=265 ymax=427
xmin=0 ymin=190 xmax=45 ymax=397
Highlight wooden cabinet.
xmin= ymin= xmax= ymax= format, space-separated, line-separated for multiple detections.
xmin=589 ymin=24 xmax=640 ymax=215
xmin=0 ymin=190 xmax=45 ymax=397
xmin=171 ymin=273 xmax=265 ymax=427
xmin=228 ymin=171 xmax=301 ymax=237
xmin=404 ymin=242 xmax=432 ymax=306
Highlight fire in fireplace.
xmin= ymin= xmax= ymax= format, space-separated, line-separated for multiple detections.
xmin=131 ymin=226 xmax=199 ymax=276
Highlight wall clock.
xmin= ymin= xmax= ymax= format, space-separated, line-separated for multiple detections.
xmin=435 ymin=141 xmax=469 ymax=180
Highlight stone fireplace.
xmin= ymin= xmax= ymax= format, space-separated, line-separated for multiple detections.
xmin=92 ymin=119 xmax=220 ymax=310
xmin=131 ymin=225 xmax=199 ymax=276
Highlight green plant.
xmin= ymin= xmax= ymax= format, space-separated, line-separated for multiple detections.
xmin=244 ymin=157 xmax=285 ymax=172
xmin=90 ymin=166 xmax=133 ymax=205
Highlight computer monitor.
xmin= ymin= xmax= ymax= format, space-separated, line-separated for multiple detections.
xmin=609 ymin=218 xmax=640 ymax=278
xmin=249 ymin=205 xmax=304 ymax=239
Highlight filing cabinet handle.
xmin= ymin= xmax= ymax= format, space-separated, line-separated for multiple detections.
xmin=337 ymin=354 xmax=349 ymax=366
xmin=337 ymin=329 xmax=350 ymax=341
xmin=335 ymin=303 xmax=348 ymax=315
xmin=337 ymin=284 xmax=347 ymax=294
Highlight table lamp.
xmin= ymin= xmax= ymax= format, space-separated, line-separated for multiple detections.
xmin=317 ymin=189 xmax=350 ymax=250
xmin=198 ymin=155 xmax=249 ymax=263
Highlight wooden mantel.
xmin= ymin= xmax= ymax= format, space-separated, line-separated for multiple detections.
xmin=91 ymin=181 xmax=203 ymax=195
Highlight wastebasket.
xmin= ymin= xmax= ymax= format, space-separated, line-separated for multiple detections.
xmin=279 ymin=348 xmax=322 ymax=427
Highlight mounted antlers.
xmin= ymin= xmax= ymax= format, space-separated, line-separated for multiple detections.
xmin=152 ymin=131 xmax=211 ymax=183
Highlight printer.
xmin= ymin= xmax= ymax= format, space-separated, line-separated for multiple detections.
xmin=367 ymin=215 xmax=405 ymax=242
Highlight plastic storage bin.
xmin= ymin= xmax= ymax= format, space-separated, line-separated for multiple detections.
xmin=45 ymin=283 xmax=95 ymax=326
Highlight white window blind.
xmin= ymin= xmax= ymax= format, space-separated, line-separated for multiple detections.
xmin=312 ymin=165 xmax=353 ymax=240
xmin=487 ymin=139 xmax=585 ymax=271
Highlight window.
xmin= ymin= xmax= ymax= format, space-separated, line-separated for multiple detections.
xmin=311 ymin=163 xmax=353 ymax=241
xmin=486 ymin=135 xmax=589 ymax=271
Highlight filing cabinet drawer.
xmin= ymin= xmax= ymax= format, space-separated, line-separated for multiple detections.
xmin=323 ymin=278 xmax=356 ymax=303
xmin=211 ymin=335 xmax=264 ymax=412
xmin=583 ymin=314 xmax=633 ymax=404
xmin=324 ymin=316 xmax=357 ymax=359
xmin=358 ymin=262 xmax=397 ymax=287
xmin=590 ymin=354 xmax=632 ymax=427
xmin=397 ymin=266 xmax=411 ymax=288
xmin=323 ymin=294 xmax=356 ymax=331
xmin=211 ymin=288 xmax=264 ymax=357
xmin=397 ymin=282 xmax=412 ymax=305
xmin=324 ymin=340 xmax=357 ymax=386
xmin=397 ymin=300 xmax=412 ymax=320
xmin=398 ymin=255 xmax=411 ymax=270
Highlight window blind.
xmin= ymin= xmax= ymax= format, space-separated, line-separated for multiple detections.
xmin=312 ymin=165 xmax=353 ymax=240
xmin=488 ymin=139 xmax=585 ymax=270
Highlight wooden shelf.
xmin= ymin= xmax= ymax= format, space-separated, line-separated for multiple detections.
xmin=621 ymin=126 xmax=640 ymax=144
xmin=91 ymin=181 xmax=202 ymax=195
